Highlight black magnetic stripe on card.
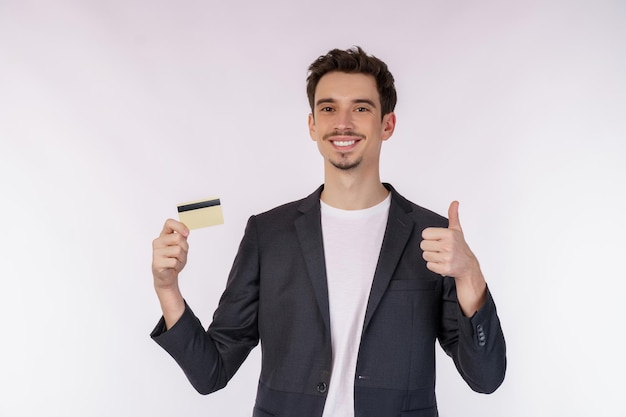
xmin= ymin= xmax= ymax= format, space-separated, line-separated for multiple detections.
xmin=177 ymin=199 xmax=221 ymax=213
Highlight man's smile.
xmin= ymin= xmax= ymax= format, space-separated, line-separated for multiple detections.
xmin=331 ymin=139 xmax=358 ymax=148
xmin=324 ymin=131 xmax=365 ymax=150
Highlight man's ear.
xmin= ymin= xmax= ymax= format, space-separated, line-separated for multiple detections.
xmin=381 ymin=112 xmax=396 ymax=142
xmin=308 ymin=113 xmax=317 ymax=141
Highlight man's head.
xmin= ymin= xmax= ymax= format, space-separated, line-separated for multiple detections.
xmin=306 ymin=48 xmax=397 ymax=175
xmin=306 ymin=47 xmax=397 ymax=119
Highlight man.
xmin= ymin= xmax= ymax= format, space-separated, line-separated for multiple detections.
xmin=151 ymin=47 xmax=506 ymax=417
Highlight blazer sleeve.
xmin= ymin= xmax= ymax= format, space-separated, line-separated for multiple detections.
xmin=150 ymin=216 xmax=261 ymax=395
xmin=438 ymin=279 xmax=507 ymax=394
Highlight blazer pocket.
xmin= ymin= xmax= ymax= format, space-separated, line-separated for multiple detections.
xmin=389 ymin=279 xmax=437 ymax=291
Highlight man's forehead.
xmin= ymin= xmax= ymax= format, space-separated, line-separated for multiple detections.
xmin=315 ymin=72 xmax=379 ymax=102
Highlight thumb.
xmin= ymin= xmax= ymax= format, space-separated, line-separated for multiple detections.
xmin=448 ymin=201 xmax=462 ymax=231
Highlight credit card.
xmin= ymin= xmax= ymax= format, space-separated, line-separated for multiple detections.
xmin=177 ymin=198 xmax=224 ymax=229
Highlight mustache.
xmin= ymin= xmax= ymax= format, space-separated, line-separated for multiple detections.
xmin=323 ymin=130 xmax=366 ymax=141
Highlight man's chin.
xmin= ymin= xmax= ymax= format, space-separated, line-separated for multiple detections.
xmin=330 ymin=157 xmax=361 ymax=171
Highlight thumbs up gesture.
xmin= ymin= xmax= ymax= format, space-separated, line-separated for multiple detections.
xmin=421 ymin=201 xmax=487 ymax=316
xmin=421 ymin=201 xmax=472 ymax=277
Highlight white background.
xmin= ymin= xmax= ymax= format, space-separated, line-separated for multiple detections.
xmin=1 ymin=1 xmax=625 ymax=416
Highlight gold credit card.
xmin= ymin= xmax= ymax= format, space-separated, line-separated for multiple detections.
xmin=177 ymin=198 xmax=224 ymax=229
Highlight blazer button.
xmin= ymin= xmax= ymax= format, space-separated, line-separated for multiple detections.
xmin=316 ymin=382 xmax=328 ymax=394
xmin=477 ymin=324 xmax=486 ymax=347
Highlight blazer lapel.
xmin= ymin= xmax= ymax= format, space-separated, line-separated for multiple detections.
xmin=294 ymin=186 xmax=331 ymax=334
xmin=362 ymin=186 xmax=415 ymax=332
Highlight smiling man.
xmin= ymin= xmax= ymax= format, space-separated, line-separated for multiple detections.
xmin=151 ymin=47 xmax=506 ymax=417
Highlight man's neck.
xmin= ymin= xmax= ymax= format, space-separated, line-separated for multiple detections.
xmin=321 ymin=170 xmax=389 ymax=210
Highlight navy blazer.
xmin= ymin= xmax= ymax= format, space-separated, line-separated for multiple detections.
xmin=152 ymin=184 xmax=506 ymax=417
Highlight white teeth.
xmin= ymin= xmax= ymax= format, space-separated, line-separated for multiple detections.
xmin=333 ymin=140 xmax=355 ymax=147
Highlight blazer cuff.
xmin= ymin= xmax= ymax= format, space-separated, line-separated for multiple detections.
xmin=150 ymin=301 xmax=202 ymax=351
xmin=457 ymin=286 xmax=497 ymax=349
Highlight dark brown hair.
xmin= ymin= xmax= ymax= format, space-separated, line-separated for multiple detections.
xmin=306 ymin=46 xmax=397 ymax=118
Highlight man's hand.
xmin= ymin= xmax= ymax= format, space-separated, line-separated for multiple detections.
xmin=152 ymin=219 xmax=190 ymax=328
xmin=153 ymin=219 xmax=190 ymax=289
xmin=420 ymin=201 xmax=487 ymax=316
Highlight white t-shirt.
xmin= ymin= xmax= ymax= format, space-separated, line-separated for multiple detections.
xmin=320 ymin=193 xmax=391 ymax=417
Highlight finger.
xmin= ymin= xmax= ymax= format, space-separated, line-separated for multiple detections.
xmin=160 ymin=218 xmax=190 ymax=238
xmin=420 ymin=239 xmax=442 ymax=252
xmin=447 ymin=201 xmax=462 ymax=232
xmin=153 ymin=232 xmax=189 ymax=251
xmin=421 ymin=249 xmax=442 ymax=263
xmin=155 ymin=244 xmax=188 ymax=261
xmin=153 ymin=246 xmax=188 ymax=271
xmin=422 ymin=227 xmax=447 ymax=241
xmin=425 ymin=261 xmax=449 ymax=277
xmin=422 ymin=226 xmax=458 ymax=243
xmin=153 ymin=254 xmax=186 ymax=272
xmin=422 ymin=247 xmax=454 ymax=264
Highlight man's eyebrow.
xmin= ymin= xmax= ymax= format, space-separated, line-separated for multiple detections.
xmin=353 ymin=99 xmax=377 ymax=108
xmin=315 ymin=98 xmax=336 ymax=107
xmin=315 ymin=98 xmax=377 ymax=107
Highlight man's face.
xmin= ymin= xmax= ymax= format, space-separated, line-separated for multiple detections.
xmin=308 ymin=72 xmax=395 ymax=172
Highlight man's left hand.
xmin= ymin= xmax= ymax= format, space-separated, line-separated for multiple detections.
xmin=421 ymin=201 xmax=487 ymax=316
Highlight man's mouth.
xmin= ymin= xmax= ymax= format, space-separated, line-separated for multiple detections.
xmin=326 ymin=132 xmax=365 ymax=150
xmin=331 ymin=140 xmax=357 ymax=147
xmin=323 ymin=130 xmax=365 ymax=148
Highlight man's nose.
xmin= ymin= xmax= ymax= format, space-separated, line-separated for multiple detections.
xmin=334 ymin=109 xmax=354 ymax=131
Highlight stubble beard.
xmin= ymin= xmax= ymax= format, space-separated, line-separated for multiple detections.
xmin=330 ymin=154 xmax=362 ymax=171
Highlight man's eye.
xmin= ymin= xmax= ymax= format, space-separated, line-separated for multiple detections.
xmin=356 ymin=107 xmax=369 ymax=112
xmin=320 ymin=106 xmax=334 ymax=112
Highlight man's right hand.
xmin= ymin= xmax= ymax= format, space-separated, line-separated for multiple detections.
xmin=152 ymin=219 xmax=190 ymax=329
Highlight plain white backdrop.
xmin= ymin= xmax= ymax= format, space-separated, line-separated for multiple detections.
xmin=1 ymin=1 xmax=625 ymax=416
